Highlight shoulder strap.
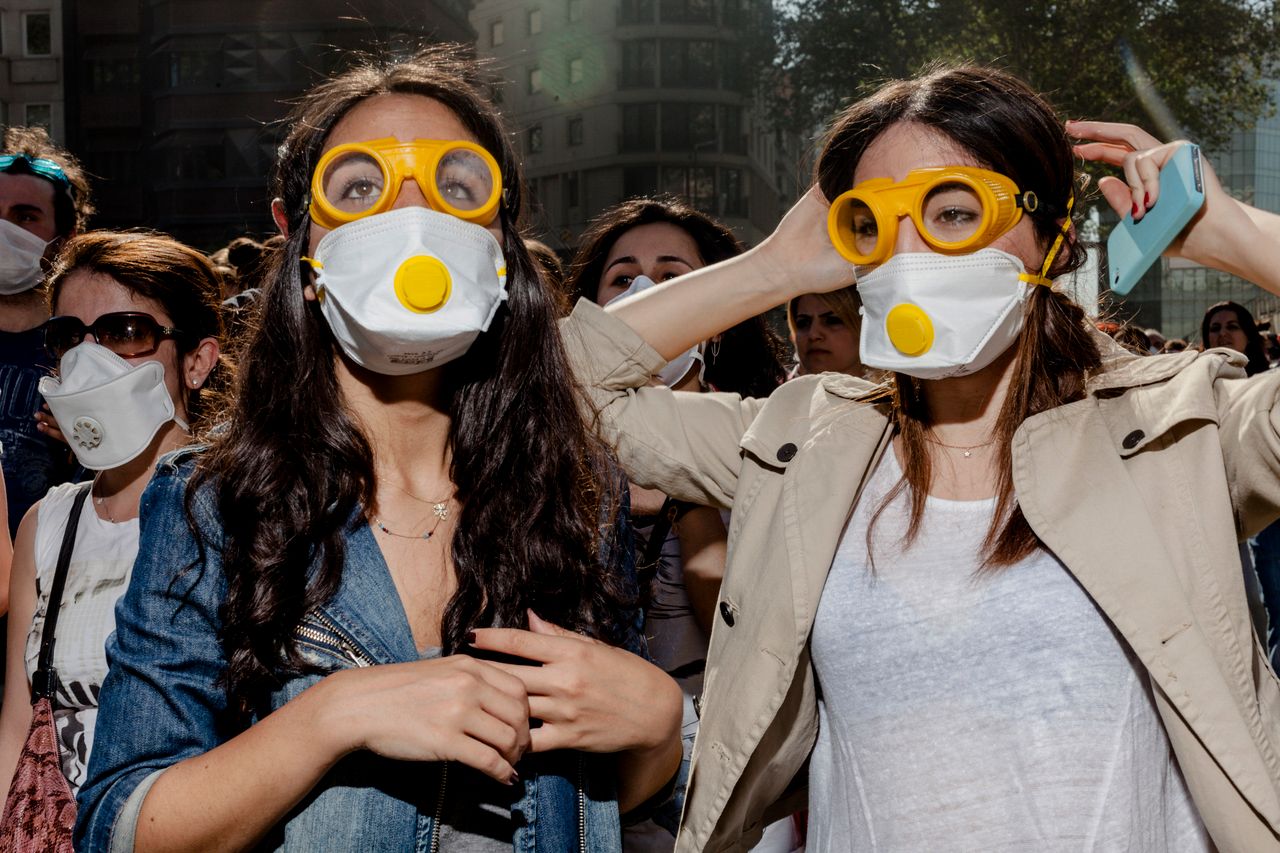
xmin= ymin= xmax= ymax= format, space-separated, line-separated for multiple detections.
xmin=31 ymin=483 xmax=92 ymax=702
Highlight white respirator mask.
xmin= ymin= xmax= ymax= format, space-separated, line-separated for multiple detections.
xmin=39 ymin=342 xmax=187 ymax=470
xmin=0 ymin=219 xmax=49 ymax=295
xmin=856 ymin=248 xmax=1055 ymax=380
xmin=605 ymin=274 xmax=703 ymax=387
xmin=303 ymin=207 xmax=508 ymax=375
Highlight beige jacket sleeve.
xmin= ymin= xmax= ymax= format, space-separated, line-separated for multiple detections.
xmin=561 ymin=298 xmax=766 ymax=509
xmin=1216 ymin=366 xmax=1280 ymax=539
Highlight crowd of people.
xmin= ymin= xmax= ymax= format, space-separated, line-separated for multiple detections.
xmin=0 ymin=43 xmax=1278 ymax=853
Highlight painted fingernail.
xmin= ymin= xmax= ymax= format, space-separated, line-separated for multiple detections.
xmin=464 ymin=631 xmax=476 ymax=645
xmin=1144 ymin=192 xmax=1151 ymax=208
xmin=1133 ymin=202 xmax=1141 ymax=216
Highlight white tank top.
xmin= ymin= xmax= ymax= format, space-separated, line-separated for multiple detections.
xmin=809 ymin=450 xmax=1210 ymax=851
xmin=26 ymin=481 xmax=139 ymax=794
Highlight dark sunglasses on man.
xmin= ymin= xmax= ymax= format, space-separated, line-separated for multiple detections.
xmin=43 ymin=312 xmax=183 ymax=361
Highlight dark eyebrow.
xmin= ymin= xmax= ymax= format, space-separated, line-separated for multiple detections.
xmin=657 ymin=255 xmax=694 ymax=267
xmin=9 ymin=203 xmax=50 ymax=216
xmin=603 ymin=255 xmax=637 ymax=274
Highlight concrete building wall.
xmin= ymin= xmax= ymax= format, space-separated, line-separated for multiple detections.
xmin=0 ymin=0 xmax=64 ymax=141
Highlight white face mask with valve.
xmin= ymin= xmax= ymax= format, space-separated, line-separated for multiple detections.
xmin=303 ymin=207 xmax=508 ymax=375
xmin=856 ymin=248 xmax=1053 ymax=380
xmin=38 ymin=342 xmax=187 ymax=470
xmin=605 ymin=274 xmax=703 ymax=387
xmin=0 ymin=219 xmax=49 ymax=295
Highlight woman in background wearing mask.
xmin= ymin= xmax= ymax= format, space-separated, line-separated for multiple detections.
xmin=76 ymin=47 xmax=681 ymax=853
xmin=560 ymin=65 xmax=1280 ymax=852
xmin=565 ymin=197 xmax=787 ymax=851
xmin=786 ymin=286 xmax=863 ymax=377
xmin=0 ymin=231 xmax=222 ymax=802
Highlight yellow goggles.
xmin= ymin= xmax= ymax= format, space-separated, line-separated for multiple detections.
xmin=309 ymin=137 xmax=503 ymax=230
xmin=827 ymin=166 xmax=1048 ymax=267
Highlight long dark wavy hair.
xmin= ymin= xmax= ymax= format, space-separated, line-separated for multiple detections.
xmin=816 ymin=64 xmax=1103 ymax=568
xmin=190 ymin=46 xmax=629 ymax=717
xmin=1200 ymin=300 xmax=1270 ymax=376
xmin=566 ymin=196 xmax=789 ymax=398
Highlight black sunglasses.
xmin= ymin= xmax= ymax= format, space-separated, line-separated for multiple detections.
xmin=44 ymin=312 xmax=183 ymax=361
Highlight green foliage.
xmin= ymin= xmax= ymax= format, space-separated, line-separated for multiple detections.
xmin=775 ymin=0 xmax=1279 ymax=152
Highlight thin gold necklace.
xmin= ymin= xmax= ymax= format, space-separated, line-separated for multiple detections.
xmin=91 ymin=477 xmax=118 ymax=523
xmin=370 ymin=501 xmax=451 ymax=541
xmin=924 ymin=435 xmax=997 ymax=458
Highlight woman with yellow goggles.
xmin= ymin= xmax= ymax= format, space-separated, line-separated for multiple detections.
xmin=309 ymin=137 xmax=503 ymax=229
xmin=826 ymin=165 xmax=1057 ymax=265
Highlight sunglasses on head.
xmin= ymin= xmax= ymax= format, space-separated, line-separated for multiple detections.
xmin=43 ymin=312 xmax=183 ymax=361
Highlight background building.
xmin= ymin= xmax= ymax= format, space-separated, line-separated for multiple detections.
xmin=0 ymin=2 xmax=64 ymax=139
xmin=472 ymin=0 xmax=800 ymax=252
xmin=1112 ymin=78 xmax=1280 ymax=341
xmin=61 ymin=0 xmax=474 ymax=250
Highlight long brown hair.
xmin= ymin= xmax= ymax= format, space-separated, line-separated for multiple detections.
xmin=191 ymin=46 xmax=630 ymax=716
xmin=46 ymin=230 xmax=228 ymax=423
xmin=816 ymin=65 xmax=1102 ymax=567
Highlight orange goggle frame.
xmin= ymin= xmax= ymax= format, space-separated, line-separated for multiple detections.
xmin=309 ymin=137 xmax=503 ymax=230
xmin=827 ymin=166 xmax=1046 ymax=266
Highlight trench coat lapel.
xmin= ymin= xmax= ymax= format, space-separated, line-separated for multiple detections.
xmin=1013 ymin=398 xmax=1280 ymax=827
xmin=780 ymin=385 xmax=893 ymax=645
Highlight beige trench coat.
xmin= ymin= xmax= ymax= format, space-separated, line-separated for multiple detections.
xmin=564 ymin=299 xmax=1280 ymax=853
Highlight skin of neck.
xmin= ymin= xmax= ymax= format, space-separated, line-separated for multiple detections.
xmin=918 ymin=344 xmax=1019 ymax=444
xmin=334 ymin=355 xmax=453 ymax=497
xmin=0 ymin=288 xmax=50 ymax=333
xmin=94 ymin=417 xmax=191 ymax=518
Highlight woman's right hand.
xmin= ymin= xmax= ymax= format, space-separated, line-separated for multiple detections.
xmin=754 ymin=185 xmax=856 ymax=299
xmin=318 ymin=655 xmax=531 ymax=784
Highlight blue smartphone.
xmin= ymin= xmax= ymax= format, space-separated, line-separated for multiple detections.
xmin=1105 ymin=143 xmax=1205 ymax=296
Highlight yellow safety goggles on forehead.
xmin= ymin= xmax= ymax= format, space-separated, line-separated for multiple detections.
xmin=309 ymin=137 xmax=503 ymax=230
xmin=828 ymin=166 xmax=1057 ymax=267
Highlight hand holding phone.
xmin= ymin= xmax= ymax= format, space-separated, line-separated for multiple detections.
xmin=1106 ymin=143 xmax=1206 ymax=296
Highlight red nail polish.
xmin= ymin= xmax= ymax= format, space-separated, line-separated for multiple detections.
xmin=464 ymin=631 xmax=476 ymax=645
xmin=1132 ymin=202 xmax=1141 ymax=216
xmin=1144 ymin=192 xmax=1151 ymax=207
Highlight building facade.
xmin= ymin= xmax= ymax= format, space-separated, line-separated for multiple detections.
xmin=0 ymin=1 xmax=64 ymax=140
xmin=472 ymin=0 xmax=799 ymax=252
xmin=62 ymin=0 xmax=474 ymax=250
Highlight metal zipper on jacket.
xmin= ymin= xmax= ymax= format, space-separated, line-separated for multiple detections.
xmin=429 ymin=761 xmax=448 ymax=853
xmin=576 ymin=754 xmax=586 ymax=852
xmin=295 ymin=610 xmax=376 ymax=668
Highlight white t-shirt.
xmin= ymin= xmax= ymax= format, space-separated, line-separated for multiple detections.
xmin=27 ymin=482 xmax=139 ymax=794
xmin=808 ymin=450 xmax=1210 ymax=851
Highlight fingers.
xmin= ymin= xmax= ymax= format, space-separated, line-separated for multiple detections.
xmin=1065 ymin=119 xmax=1161 ymax=152
xmin=464 ymin=689 xmax=530 ymax=764
xmin=449 ymin=735 xmax=521 ymax=785
xmin=470 ymin=625 xmax=587 ymax=664
xmin=34 ymin=408 xmax=67 ymax=444
xmin=1096 ymin=176 xmax=1137 ymax=219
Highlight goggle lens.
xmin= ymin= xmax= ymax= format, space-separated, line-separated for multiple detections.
xmin=435 ymin=149 xmax=495 ymax=213
xmin=321 ymin=151 xmax=386 ymax=214
xmin=44 ymin=312 xmax=177 ymax=360
xmin=920 ymin=182 xmax=986 ymax=245
xmin=846 ymin=198 xmax=880 ymax=258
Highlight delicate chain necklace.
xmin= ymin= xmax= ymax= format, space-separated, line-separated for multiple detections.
xmin=92 ymin=477 xmax=117 ymax=523
xmin=371 ymin=501 xmax=451 ymax=541
xmin=924 ymin=434 xmax=997 ymax=459
xmin=383 ymin=478 xmax=452 ymax=508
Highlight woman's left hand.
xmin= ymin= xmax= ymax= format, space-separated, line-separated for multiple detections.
xmin=470 ymin=611 xmax=683 ymax=756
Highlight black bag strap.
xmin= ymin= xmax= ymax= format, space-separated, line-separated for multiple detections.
xmin=31 ymin=484 xmax=92 ymax=702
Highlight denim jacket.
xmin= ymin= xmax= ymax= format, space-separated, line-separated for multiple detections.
xmin=75 ymin=449 xmax=645 ymax=852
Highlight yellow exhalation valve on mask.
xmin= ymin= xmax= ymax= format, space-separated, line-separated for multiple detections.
xmin=885 ymin=303 xmax=934 ymax=356
xmin=395 ymin=255 xmax=453 ymax=314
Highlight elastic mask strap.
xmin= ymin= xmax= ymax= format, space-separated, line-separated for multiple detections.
xmin=1020 ymin=193 xmax=1075 ymax=288
xmin=300 ymin=256 xmax=322 ymax=271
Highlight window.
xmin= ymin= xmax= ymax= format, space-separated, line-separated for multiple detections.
xmin=569 ymin=57 xmax=584 ymax=84
xmin=568 ymin=0 xmax=584 ymax=22
xmin=620 ymin=0 xmax=656 ymax=24
xmin=660 ymin=0 xmax=714 ymax=23
xmin=527 ymin=125 xmax=543 ymax=154
xmin=662 ymin=166 xmax=716 ymax=212
xmin=623 ymin=166 xmax=658 ymax=198
xmin=662 ymin=103 xmax=716 ymax=151
xmin=566 ymin=172 xmax=580 ymax=210
xmin=661 ymin=40 xmax=717 ymax=88
xmin=23 ymin=12 xmax=52 ymax=57
xmin=567 ymin=116 xmax=584 ymax=146
xmin=24 ymin=103 xmax=52 ymax=129
xmin=721 ymin=168 xmax=746 ymax=216
xmin=620 ymin=103 xmax=657 ymax=152
xmin=620 ymin=39 xmax=656 ymax=88
xmin=490 ymin=19 xmax=504 ymax=47
xmin=721 ymin=106 xmax=745 ymax=154
xmin=86 ymin=57 xmax=141 ymax=93
xmin=528 ymin=8 xmax=542 ymax=35
xmin=528 ymin=67 xmax=542 ymax=94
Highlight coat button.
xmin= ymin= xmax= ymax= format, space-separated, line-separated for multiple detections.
xmin=1122 ymin=429 xmax=1145 ymax=450
xmin=776 ymin=443 xmax=798 ymax=463
xmin=719 ymin=600 xmax=736 ymax=627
